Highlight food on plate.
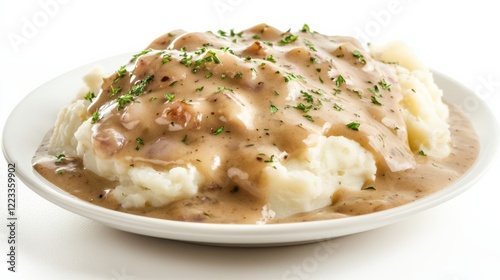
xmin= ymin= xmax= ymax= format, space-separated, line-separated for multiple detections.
xmin=33 ymin=24 xmax=479 ymax=224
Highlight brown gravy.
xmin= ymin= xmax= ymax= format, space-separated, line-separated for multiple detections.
xmin=33 ymin=104 xmax=478 ymax=223
xmin=33 ymin=24 xmax=479 ymax=224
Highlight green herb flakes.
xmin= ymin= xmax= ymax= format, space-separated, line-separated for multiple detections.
xmin=164 ymin=93 xmax=175 ymax=102
xmin=212 ymin=126 xmax=224 ymax=135
xmin=371 ymin=96 xmax=383 ymax=106
xmin=55 ymin=154 xmax=66 ymax=163
xmin=84 ymin=91 xmax=95 ymax=102
xmin=335 ymin=75 xmax=346 ymax=87
xmin=130 ymin=49 xmax=152 ymax=63
xmin=91 ymin=111 xmax=101 ymax=124
xmin=346 ymin=122 xmax=360 ymax=131
xmin=278 ymin=34 xmax=298 ymax=45
xmin=351 ymin=50 xmax=366 ymax=64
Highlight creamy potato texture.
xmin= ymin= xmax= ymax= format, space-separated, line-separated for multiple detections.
xmin=33 ymin=24 xmax=479 ymax=224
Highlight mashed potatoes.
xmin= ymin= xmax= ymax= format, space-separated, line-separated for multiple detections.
xmin=262 ymin=135 xmax=376 ymax=218
xmin=370 ymin=42 xmax=450 ymax=158
xmin=43 ymin=24 xmax=455 ymax=222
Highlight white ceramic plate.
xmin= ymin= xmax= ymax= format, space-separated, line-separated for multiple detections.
xmin=3 ymin=54 xmax=499 ymax=246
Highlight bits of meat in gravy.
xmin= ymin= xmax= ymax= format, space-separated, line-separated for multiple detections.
xmin=33 ymin=24 xmax=479 ymax=224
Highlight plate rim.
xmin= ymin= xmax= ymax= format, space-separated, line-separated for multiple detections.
xmin=3 ymin=54 xmax=498 ymax=246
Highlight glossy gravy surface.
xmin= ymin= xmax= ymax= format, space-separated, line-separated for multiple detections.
xmin=33 ymin=24 xmax=479 ymax=224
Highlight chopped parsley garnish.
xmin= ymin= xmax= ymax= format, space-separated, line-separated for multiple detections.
xmin=130 ymin=49 xmax=152 ymax=62
xmin=229 ymin=29 xmax=243 ymax=37
xmin=55 ymin=154 xmax=66 ymax=163
xmin=113 ymin=65 xmax=127 ymax=84
xmin=264 ymin=155 xmax=276 ymax=163
xmin=180 ymin=55 xmax=193 ymax=67
xmin=278 ymin=34 xmax=298 ymax=45
xmin=265 ymin=54 xmax=277 ymax=63
xmin=300 ymin=24 xmax=311 ymax=33
xmin=161 ymin=53 xmax=172 ymax=64
xmin=346 ymin=122 xmax=360 ymax=131
xmin=179 ymin=50 xmax=193 ymax=67
xmin=351 ymin=50 xmax=366 ymax=64
xmin=205 ymin=72 xmax=213 ymax=78
xmin=310 ymin=57 xmax=319 ymax=63
xmin=195 ymin=86 xmax=204 ymax=92
xmin=270 ymin=104 xmax=278 ymax=114
xmin=368 ymin=85 xmax=380 ymax=95
xmin=164 ymin=93 xmax=175 ymax=102
xmin=304 ymin=115 xmax=314 ymax=122
xmin=109 ymin=85 xmax=122 ymax=97
xmin=216 ymin=86 xmax=233 ymax=93
xmin=378 ymin=80 xmax=391 ymax=91
xmin=90 ymin=111 xmax=101 ymax=124
xmin=84 ymin=91 xmax=95 ymax=102
xmin=310 ymin=89 xmax=324 ymax=95
xmin=284 ymin=72 xmax=306 ymax=83
xmin=207 ymin=50 xmax=221 ymax=64
xmin=418 ymin=150 xmax=427 ymax=156
xmin=335 ymin=75 xmax=346 ymax=87
xmin=300 ymin=90 xmax=314 ymax=103
xmin=220 ymin=46 xmax=231 ymax=53
xmin=234 ymin=72 xmax=243 ymax=78
xmin=135 ymin=137 xmax=145 ymax=150
xmin=333 ymin=103 xmax=344 ymax=111
xmin=304 ymin=39 xmax=317 ymax=52
xmin=129 ymin=75 xmax=154 ymax=96
xmin=212 ymin=126 xmax=224 ymax=135
xmin=116 ymin=94 xmax=134 ymax=110
xmin=371 ymin=96 xmax=383 ymax=106
xmin=295 ymin=103 xmax=313 ymax=112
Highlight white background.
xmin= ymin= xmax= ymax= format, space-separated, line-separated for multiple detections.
xmin=1 ymin=0 xmax=499 ymax=279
